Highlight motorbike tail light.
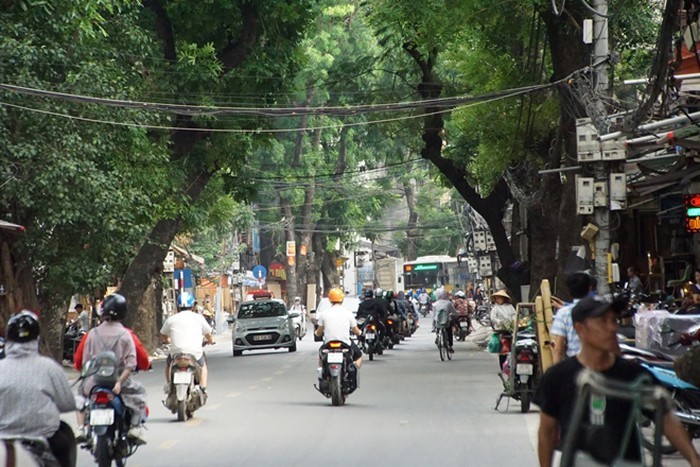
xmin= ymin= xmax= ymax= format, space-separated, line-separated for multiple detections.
xmin=367 ymin=325 xmax=375 ymax=331
xmin=91 ymin=391 xmax=113 ymax=405
xmin=517 ymin=349 xmax=535 ymax=363
xmin=387 ymin=319 xmax=394 ymax=325
xmin=329 ymin=342 xmax=342 ymax=349
xmin=330 ymin=364 xmax=341 ymax=370
xmin=176 ymin=358 xmax=192 ymax=368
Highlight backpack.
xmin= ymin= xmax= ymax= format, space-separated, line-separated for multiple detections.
xmin=86 ymin=328 xmax=126 ymax=387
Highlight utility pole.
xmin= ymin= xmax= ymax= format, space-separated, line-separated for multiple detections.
xmin=592 ymin=0 xmax=612 ymax=295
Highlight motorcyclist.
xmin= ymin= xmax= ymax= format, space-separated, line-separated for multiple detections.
xmin=75 ymin=293 xmax=148 ymax=445
xmin=452 ymin=290 xmax=474 ymax=334
xmin=160 ymin=291 xmax=214 ymax=394
xmin=356 ymin=289 xmax=388 ymax=350
xmin=315 ymin=288 xmax=363 ymax=388
xmin=418 ymin=288 xmax=432 ymax=313
xmin=385 ymin=290 xmax=407 ymax=336
xmin=0 ymin=310 xmax=77 ymax=467
xmin=433 ymin=288 xmax=456 ymax=353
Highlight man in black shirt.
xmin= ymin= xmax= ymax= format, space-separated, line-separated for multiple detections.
xmin=535 ymin=295 xmax=700 ymax=467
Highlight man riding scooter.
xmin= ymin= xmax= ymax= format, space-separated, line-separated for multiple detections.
xmin=160 ymin=292 xmax=215 ymax=394
xmin=356 ymin=289 xmax=388 ymax=353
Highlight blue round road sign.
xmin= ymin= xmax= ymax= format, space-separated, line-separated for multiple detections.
xmin=252 ymin=265 xmax=267 ymax=279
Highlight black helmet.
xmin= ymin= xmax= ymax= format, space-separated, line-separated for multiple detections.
xmin=364 ymin=289 xmax=374 ymax=298
xmin=102 ymin=293 xmax=127 ymax=321
xmin=7 ymin=310 xmax=40 ymax=342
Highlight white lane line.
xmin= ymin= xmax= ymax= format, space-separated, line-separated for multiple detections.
xmin=158 ymin=440 xmax=179 ymax=450
xmin=185 ymin=418 xmax=202 ymax=427
xmin=226 ymin=392 xmax=242 ymax=398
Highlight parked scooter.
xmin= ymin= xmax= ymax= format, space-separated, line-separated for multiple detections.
xmin=314 ymin=340 xmax=359 ymax=406
xmin=475 ymin=305 xmax=490 ymax=327
xmin=496 ymin=330 xmax=539 ymax=413
xmin=163 ymin=352 xmax=207 ymax=421
xmin=620 ymin=344 xmax=700 ymax=454
xmin=80 ymin=352 xmax=144 ymax=467
xmin=63 ymin=320 xmax=85 ymax=362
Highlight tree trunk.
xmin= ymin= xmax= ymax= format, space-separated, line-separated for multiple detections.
xmin=403 ymin=44 xmax=521 ymax=297
xmin=119 ymin=1 xmax=262 ymax=335
xmin=403 ymin=180 xmax=418 ymax=261
xmin=134 ymin=274 xmax=159 ymax=353
xmin=121 ymin=170 xmax=213 ymax=329
xmin=280 ymin=198 xmax=299 ymax=301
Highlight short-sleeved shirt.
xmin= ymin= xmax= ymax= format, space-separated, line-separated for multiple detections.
xmin=551 ymin=299 xmax=581 ymax=357
xmin=318 ymin=305 xmax=357 ymax=345
xmin=534 ymin=357 xmax=654 ymax=462
xmin=160 ymin=310 xmax=212 ymax=359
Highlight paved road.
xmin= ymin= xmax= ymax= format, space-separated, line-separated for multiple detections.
xmin=66 ymin=321 xmax=697 ymax=466
xmin=68 ymin=321 xmax=540 ymax=466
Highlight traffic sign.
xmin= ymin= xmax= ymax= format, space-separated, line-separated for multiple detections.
xmin=686 ymin=194 xmax=700 ymax=233
xmin=252 ymin=265 xmax=267 ymax=279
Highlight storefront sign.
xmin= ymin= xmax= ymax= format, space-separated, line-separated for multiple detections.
xmin=686 ymin=194 xmax=700 ymax=233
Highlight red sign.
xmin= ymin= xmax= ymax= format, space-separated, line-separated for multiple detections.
xmin=686 ymin=194 xmax=700 ymax=233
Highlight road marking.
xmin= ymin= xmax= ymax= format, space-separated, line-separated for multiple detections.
xmin=261 ymin=377 xmax=273 ymax=382
xmin=226 ymin=392 xmax=241 ymax=398
xmin=185 ymin=418 xmax=202 ymax=427
xmin=273 ymin=370 xmax=285 ymax=375
xmin=204 ymin=404 xmax=221 ymax=410
xmin=247 ymin=385 xmax=258 ymax=390
xmin=158 ymin=440 xmax=179 ymax=450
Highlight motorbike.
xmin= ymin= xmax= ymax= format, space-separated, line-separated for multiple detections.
xmin=406 ymin=310 xmax=419 ymax=336
xmin=0 ymin=335 xmax=5 ymax=359
xmin=419 ymin=303 xmax=430 ymax=317
xmin=496 ymin=330 xmax=539 ymax=413
xmin=0 ymin=437 xmax=60 ymax=467
xmin=80 ymin=352 xmax=144 ymax=467
xmin=452 ymin=314 xmax=472 ymax=341
xmin=63 ymin=320 xmax=85 ymax=362
xmin=163 ymin=352 xmax=207 ymax=421
xmin=358 ymin=316 xmax=382 ymax=361
xmin=620 ymin=344 xmax=700 ymax=454
xmin=314 ymin=340 xmax=358 ymax=406
xmin=475 ymin=305 xmax=490 ymax=327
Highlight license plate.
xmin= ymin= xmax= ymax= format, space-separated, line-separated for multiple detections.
xmin=173 ymin=371 xmax=191 ymax=384
xmin=253 ymin=334 xmax=272 ymax=341
xmin=327 ymin=352 xmax=344 ymax=363
xmin=365 ymin=333 xmax=375 ymax=340
xmin=90 ymin=408 xmax=114 ymax=426
xmin=459 ymin=322 xmax=468 ymax=328
xmin=516 ymin=363 xmax=533 ymax=375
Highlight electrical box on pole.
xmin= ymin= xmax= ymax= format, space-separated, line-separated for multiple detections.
xmin=594 ymin=182 xmax=608 ymax=207
xmin=576 ymin=176 xmax=595 ymax=214
xmin=610 ymin=173 xmax=627 ymax=210
xmin=474 ymin=231 xmax=487 ymax=251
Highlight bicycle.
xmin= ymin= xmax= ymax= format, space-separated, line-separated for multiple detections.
xmin=436 ymin=325 xmax=452 ymax=361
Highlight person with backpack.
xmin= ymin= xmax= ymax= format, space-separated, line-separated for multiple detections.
xmin=74 ymin=293 xmax=147 ymax=445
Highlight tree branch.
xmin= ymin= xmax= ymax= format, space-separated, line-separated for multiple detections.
xmin=218 ymin=3 xmax=260 ymax=72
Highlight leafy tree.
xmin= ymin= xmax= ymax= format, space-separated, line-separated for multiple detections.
xmin=0 ymin=0 xmax=170 ymax=356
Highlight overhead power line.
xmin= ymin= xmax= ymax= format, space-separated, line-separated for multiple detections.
xmin=0 ymin=80 xmax=561 ymax=118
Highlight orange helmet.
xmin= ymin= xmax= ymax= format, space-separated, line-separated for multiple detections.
xmin=328 ymin=288 xmax=345 ymax=304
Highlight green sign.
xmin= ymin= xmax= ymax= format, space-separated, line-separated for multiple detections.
xmin=414 ymin=264 xmax=439 ymax=271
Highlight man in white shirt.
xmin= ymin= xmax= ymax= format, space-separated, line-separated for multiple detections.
xmin=160 ymin=292 xmax=214 ymax=392
xmin=315 ymin=288 xmax=363 ymax=387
